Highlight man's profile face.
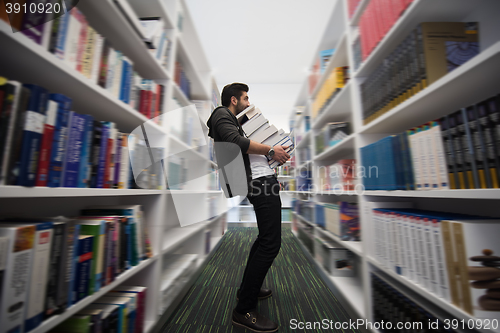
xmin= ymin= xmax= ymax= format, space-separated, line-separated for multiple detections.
xmin=235 ymin=91 xmax=250 ymax=114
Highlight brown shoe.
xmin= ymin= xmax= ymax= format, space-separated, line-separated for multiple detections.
xmin=232 ymin=309 xmax=278 ymax=332
xmin=236 ymin=288 xmax=272 ymax=300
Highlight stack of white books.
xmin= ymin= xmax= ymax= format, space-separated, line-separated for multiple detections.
xmin=237 ymin=105 xmax=294 ymax=168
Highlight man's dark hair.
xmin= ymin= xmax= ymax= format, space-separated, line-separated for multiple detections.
xmin=221 ymin=83 xmax=249 ymax=107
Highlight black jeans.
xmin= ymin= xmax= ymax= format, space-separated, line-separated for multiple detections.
xmin=236 ymin=175 xmax=282 ymax=313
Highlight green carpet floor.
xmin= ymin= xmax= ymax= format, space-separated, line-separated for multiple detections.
xmin=160 ymin=227 xmax=360 ymax=332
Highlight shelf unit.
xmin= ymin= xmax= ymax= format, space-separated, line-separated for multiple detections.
xmin=289 ymin=0 xmax=500 ymax=329
xmin=0 ymin=0 xmax=227 ymax=332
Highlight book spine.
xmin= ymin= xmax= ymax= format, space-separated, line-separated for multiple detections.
xmin=75 ymin=236 xmax=93 ymax=302
xmin=82 ymin=26 xmax=96 ymax=79
xmin=98 ymin=41 xmax=111 ymax=88
xmin=47 ymin=102 xmax=70 ymax=187
xmin=48 ymin=12 xmax=61 ymax=54
xmin=91 ymin=34 xmax=104 ymax=84
xmin=114 ymin=133 xmax=122 ymax=189
xmin=35 ymin=100 xmax=57 ymax=186
xmin=459 ymin=108 xmax=479 ymax=188
xmin=0 ymin=82 xmax=17 ymax=183
xmin=44 ymin=222 xmax=64 ymax=318
xmin=0 ymin=226 xmax=35 ymax=333
xmin=468 ymin=105 xmax=491 ymax=188
xmin=78 ymin=114 xmax=94 ymax=188
xmin=487 ymin=96 xmax=500 ymax=186
xmin=18 ymin=85 xmax=48 ymax=186
xmin=89 ymin=120 xmax=102 ymax=188
xmin=119 ymin=133 xmax=129 ymax=189
xmin=75 ymin=11 xmax=88 ymax=74
xmin=97 ymin=122 xmax=109 ymax=188
xmin=25 ymin=223 xmax=53 ymax=331
xmin=63 ymin=9 xmax=80 ymax=70
xmin=103 ymin=124 xmax=115 ymax=188
xmin=80 ymin=223 xmax=105 ymax=294
xmin=55 ymin=6 xmax=70 ymax=59
xmin=68 ymin=224 xmax=80 ymax=306
xmin=106 ymin=48 xmax=117 ymax=92
xmin=481 ymin=99 xmax=500 ymax=187
xmin=62 ymin=112 xmax=85 ymax=187
xmin=20 ymin=0 xmax=47 ymax=45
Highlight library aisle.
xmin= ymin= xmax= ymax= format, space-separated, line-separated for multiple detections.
xmin=160 ymin=227 xmax=359 ymax=333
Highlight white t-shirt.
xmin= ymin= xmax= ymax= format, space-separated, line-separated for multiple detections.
xmin=249 ymin=154 xmax=274 ymax=179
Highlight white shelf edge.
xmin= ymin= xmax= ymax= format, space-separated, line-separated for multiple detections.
xmin=165 ymin=190 xmax=222 ymax=195
xmin=359 ymin=41 xmax=500 ymax=134
xmin=0 ymin=186 xmax=164 ymax=198
xmin=363 ymin=189 xmax=500 ymax=199
xmin=292 ymin=212 xmax=315 ymax=227
xmin=311 ymin=81 xmax=352 ymax=129
xmin=28 ymin=256 xmax=158 ymax=333
xmin=313 ymin=133 xmax=356 ymax=161
xmin=162 ymin=224 xmax=207 ymax=254
xmin=316 ymin=227 xmax=363 ymax=256
xmin=295 ymin=130 xmax=312 ymax=150
xmin=349 ymin=0 xmax=371 ymax=26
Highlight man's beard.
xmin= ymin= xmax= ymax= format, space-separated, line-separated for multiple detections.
xmin=236 ymin=102 xmax=246 ymax=114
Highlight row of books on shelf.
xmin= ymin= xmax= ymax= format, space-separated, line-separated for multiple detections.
xmin=361 ymin=22 xmax=479 ymax=124
xmin=311 ymin=66 xmax=350 ymax=119
xmin=276 ymin=164 xmax=292 ymax=176
xmin=369 ymin=205 xmax=500 ymax=318
xmin=314 ymin=121 xmax=350 ymax=155
xmin=0 ymin=205 xmax=152 ymax=333
xmin=292 ymin=199 xmax=360 ymax=241
xmin=1 ymin=6 xmax=171 ymax=113
xmin=0 ymin=80 xmax=167 ymax=189
xmin=358 ymin=0 xmax=414 ymax=60
xmin=49 ymin=285 xmax=147 ymax=333
xmin=360 ymin=93 xmax=500 ymax=190
xmin=318 ymin=159 xmax=358 ymax=192
xmin=371 ymin=274 xmax=463 ymax=333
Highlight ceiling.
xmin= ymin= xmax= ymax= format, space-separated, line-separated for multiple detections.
xmin=185 ymin=0 xmax=337 ymax=130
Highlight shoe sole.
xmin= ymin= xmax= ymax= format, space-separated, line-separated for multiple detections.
xmin=236 ymin=292 xmax=272 ymax=301
xmin=232 ymin=319 xmax=279 ymax=332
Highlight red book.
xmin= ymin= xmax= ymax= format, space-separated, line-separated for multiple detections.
xmin=35 ymin=101 xmax=57 ymax=186
xmin=360 ymin=14 xmax=367 ymax=60
xmin=373 ymin=0 xmax=383 ymax=45
xmin=145 ymin=90 xmax=152 ymax=119
xmin=150 ymin=89 xmax=156 ymax=121
xmin=379 ymin=0 xmax=390 ymax=37
xmin=75 ymin=10 xmax=88 ymax=73
xmin=139 ymin=90 xmax=147 ymax=117
xmin=384 ymin=0 xmax=397 ymax=29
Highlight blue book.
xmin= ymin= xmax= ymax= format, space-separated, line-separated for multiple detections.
xmin=68 ymin=223 xmax=81 ymax=306
xmin=78 ymin=115 xmax=94 ymax=188
xmin=62 ymin=112 xmax=86 ymax=187
xmin=74 ymin=235 xmax=94 ymax=303
xmin=18 ymin=84 xmax=48 ymax=186
xmin=55 ymin=9 xmax=71 ymax=59
xmin=97 ymin=122 xmax=110 ymax=188
xmin=120 ymin=59 xmax=130 ymax=103
xmin=47 ymin=94 xmax=72 ymax=187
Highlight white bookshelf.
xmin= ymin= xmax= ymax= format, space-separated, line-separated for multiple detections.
xmin=0 ymin=0 xmax=227 ymax=332
xmin=289 ymin=0 xmax=500 ymax=328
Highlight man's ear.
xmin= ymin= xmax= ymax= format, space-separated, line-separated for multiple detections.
xmin=231 ymin=96 xmax=237 ymax=105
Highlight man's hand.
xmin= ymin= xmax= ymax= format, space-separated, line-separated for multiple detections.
xmin=273 ymin=145 xmax=290 ymax=164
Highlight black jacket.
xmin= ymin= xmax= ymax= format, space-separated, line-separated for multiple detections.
xmin=206 ymin=106 xmax=252 ymax=196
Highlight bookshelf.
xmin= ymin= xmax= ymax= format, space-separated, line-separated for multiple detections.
xmin=0 ymin=0 xmax=227 ymax=332
xmin=290 ymin=0 xmax=500 ymax=330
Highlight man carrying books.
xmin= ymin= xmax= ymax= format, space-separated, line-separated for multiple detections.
xmin=207 ymin=83 xmax=289 ymax=332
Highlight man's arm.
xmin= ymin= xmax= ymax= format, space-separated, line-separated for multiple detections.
xmin=247 ymin=141 xmax=290 ymax=164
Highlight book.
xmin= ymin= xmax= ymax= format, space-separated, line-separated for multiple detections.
xmin=0 ymin=224 xmax=36 ymax=333
xmin=77 ymin=219 xmax=106 ymax=294
xmin=78 ymin=114 xmax=94 ymax=188
xmin=51 ymin=314 xmax=91 ymax=333
xmin=35 ymin=100 xmax=58 ymax=186
xmin=74 ymin=234 xmax=94 ymax=303
xmin=93 ymin=296 xmax=131 ymax=333
xmin=18 ymin=84 xmax=48 ymax=186
xmin=86 ymin=303 xmax=120 ymax=333
xmin=0 ymin=80 xmax=20 ymax=185
xmin=61 ymin=112 xmax=86 ymax=187
xmin=76 ymin=308 xmax=103 ymax=333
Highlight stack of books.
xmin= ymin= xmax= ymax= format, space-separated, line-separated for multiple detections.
xmin=237 ymin=105 xmax=294 ymax=169
xmin=314 ymin=122 xmax=350 ymax=155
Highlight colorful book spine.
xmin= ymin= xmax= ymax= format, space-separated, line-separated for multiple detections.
xmin=18 ymin=84 xmax=48 ymax=186
xmin=68 ymin=223 xmax=81 ymax=306
xmin=35 ymin=100 xmax=58 ymax=186
xmin=97 ymin=121 xmax=110 ymax=188
xmin=74 ymin=235 xmax=94 ymax=303
xmin=47 ymin=93 xmax=72 ymax=187
xmin=78 ymin=114 xmax=94 ymax=188
xmin=78 ymin=220 xmax=106 ymax=294
xmin=62 ymin=112 xmax=86 ymax=187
